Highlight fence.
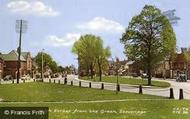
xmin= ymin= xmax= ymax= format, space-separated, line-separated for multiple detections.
xmin=0 ymin=79 xmax=35 ymax=84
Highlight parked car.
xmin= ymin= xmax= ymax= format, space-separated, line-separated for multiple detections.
xmin=21 ymin=75 xmax=30 ymax=80
xmin=141 ymin=73 xmax=148 ymax=78
xmin=3 ymin=75 xmax=13 ymax=81
xmin=176 ymin=74 xmax=187 ymax=82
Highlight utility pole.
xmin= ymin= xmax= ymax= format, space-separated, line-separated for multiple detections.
xmin=16 ymin=20 xmax=27 ymax=84
xmin=78 ymin=57 xmax=80 ymax=79
xmin=115 ymin=57 xmax=120 ymax=94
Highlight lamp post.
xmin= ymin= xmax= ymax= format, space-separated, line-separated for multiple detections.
xmin=114 ymin=57 xmax=120 ymax=94
xmin=16 ymin=20 xmax=27 ymax=84
xmin=77 ymin=57 xmax=80 ymax=78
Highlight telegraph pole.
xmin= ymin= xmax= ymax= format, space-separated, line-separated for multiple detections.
xmin=16 ymin=20 xmax=27 ymax=84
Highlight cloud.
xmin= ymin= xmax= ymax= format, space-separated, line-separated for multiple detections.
xmin=7 ymin=1 xmax=59 ymax=16
xmin=77 ymin=17 xmax=125 ymax=33
xmin=45 ymin=33 xmax=81 ymax=47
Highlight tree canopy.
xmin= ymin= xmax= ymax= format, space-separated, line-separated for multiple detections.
xmin=35 ymin=52 xmax=58 ymax=73
xmin=72 ymin=34 xmax=111 ymax=80
xmin=120 ymin=5 xmax=176 ymax=85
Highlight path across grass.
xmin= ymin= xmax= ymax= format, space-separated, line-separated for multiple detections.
xmin=82 ymin=76 xmax=171 ymax=88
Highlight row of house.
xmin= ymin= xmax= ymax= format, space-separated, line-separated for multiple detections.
xmin=109 ymin=48 xmax=190 ymax=79
xmin=155 ymin=48 xmax=190 ymax=79
xmin=0 ymin=50 xmax=57 ymax=79
xmin=0 ymin=50 xmax=33 ymax=79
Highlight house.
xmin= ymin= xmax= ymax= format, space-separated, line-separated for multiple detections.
xmin=0 ymin=50 xmax=33 ymax=79
xmin=21 ymin=52 xmax=32 ymax=75
xmin=108 ymin=59 xmax=140 ymax=76
xmin=153 ymin=59 xmax=171 ymax=78
xmin=31 ymin=59 xmax=39 ymax=78
xmin=125 ymin=61 xmax=140 ymax=76
xmin=169 ymin=48 xmax=190 ymax=79
xmin=153 ymin=48 xmax=190 ymax=79
xmin=44 ymin=65 xmax=52 ymax=78
xmin=172 ymin=53 xmax=189 ymax=79
xmin=0 ymin=57 xmax=4 ymax=79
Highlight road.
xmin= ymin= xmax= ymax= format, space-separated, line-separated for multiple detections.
xmin=62 ymin=75 xmax=190 ymax=99
xmin=1 ymin=75 xmax=190 ymax=99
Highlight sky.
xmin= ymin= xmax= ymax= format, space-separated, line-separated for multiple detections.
xmin=0 ymin=0 xmax=190 ymax=67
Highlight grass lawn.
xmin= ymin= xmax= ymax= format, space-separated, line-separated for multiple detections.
xmin=0 ymin=82 xmax=162 ymax=102
xmin=82 ymin=76 xmax=171 ymax=88
xmin=0 ymin=82 xmax=189 ymax=119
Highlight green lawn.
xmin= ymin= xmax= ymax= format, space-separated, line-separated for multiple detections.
xmin=1 ymin=100 xmax=190 ymax=119
xmin=0 ymin=82 xmax=189 ymax=119
xmin=82 ymin=76 xmax=171 ymax=88
xmin=0 ymin=82 xmax=162 ymax=102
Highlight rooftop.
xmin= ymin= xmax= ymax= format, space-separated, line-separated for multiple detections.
xmin=0 ymin=50 xmax=26 ymax=61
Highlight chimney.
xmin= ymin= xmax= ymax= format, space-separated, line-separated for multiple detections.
xmin=181 ymin=48 xmax=187 ymax=53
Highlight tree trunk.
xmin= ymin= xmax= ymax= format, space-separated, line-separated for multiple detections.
xmin=98 ymin=59 xmax=102 ymax=81
xmin=186 ymin=69 xmax=188 ymax=81
xmin=147 ymin=66 xmax=152 ymax=86
xmin=90 ymin=63 xmax=93 ymax=79
xmin=147 ymin=44 xmax=152 ymax=86
xmin=86 ymin=65 xmax=89 ymax=79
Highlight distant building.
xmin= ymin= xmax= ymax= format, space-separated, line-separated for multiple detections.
xmin=0 ymin=50 xmax=33 ymax=79
xmin=31 ymin=59 xmax=39 ymax=78
xmin=21 ymin=52 xmax=32 ymax=75
xmin=0 ymin=57 xmax=4 ymax=79
xmin=153 ymin=48 xmax=190 ymax=79
xmin=153 ymin=58 xmax=171 ymax=78
xmin=172 ymin=53 xmax=189 ymax=79
xmin=125 ymin=61 xmax=140 ymax=76
xmin=108 ymin=59 xmax=140 ymax=76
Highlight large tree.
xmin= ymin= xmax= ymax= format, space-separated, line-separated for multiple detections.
xmin=120 ymin=5 xmax=176 ymax=85
xmin=95 ymin=42 xmax=111 ymax=81
xmin=72 ymin=35 xmax=97 ymax=79
xmin=72 ymin=34 xmax=111 ymax=80
xmin=35 ymin=52 xmax=58 ymax=73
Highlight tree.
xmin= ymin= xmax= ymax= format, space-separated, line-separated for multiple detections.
xmin=72 ymin=34 xmax=111 ymax=80
xmin=120 ymin=5 xmax=176 ymax=85
xmin=57 ymin=66 xmax=65 ymax=73
xmin=49 ymin=61 xmax=58 ymax=73
xmin=35 ymin=52 xmax=58 ymax=73
xmin=72 ymin=35 xmax=98 ymax=79
xmin=95 ymin=45 xmax=111 ymax=81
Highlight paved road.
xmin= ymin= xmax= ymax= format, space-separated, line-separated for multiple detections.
xmin=1 ymin=75 xmax=190 ymax=99
xmin=155 ymin=78 xmax=190 ymax=99
xmin=63 ymin=75 xmax=190 ymax=99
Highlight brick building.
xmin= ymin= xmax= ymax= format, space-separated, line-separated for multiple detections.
xmin=153 ymin=48 xmax=190 ymax=79
xmin=172 ymin=53 xmax=190 ymax=79
xmin=0 ymin=50 xmax=33 ymax=79
xmin=21 ymin=52 xmax=32 ymax=75
xmin=0 ymin=57 xmax=4 ymax=79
